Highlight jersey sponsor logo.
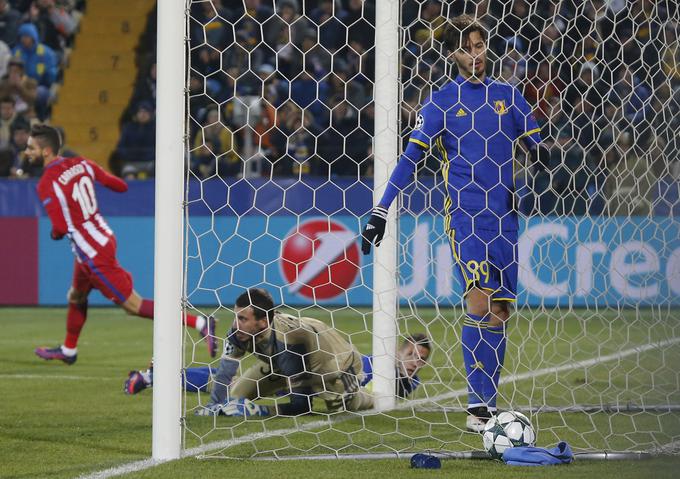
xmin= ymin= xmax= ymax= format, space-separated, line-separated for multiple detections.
xmin=414 ymin=114 xmax=424 ymax=131
xmin=494 ymin=100 xmax=508 ymax=115
xmin=280 ymin=219 xmax=360 ymax=301
xmin=456 ymin=108 xmax=468 ymax=117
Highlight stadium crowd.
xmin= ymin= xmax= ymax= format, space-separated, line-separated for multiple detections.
xmin=1 ymin=0 xmax=678 ymax=217
xmin=176 ymin=0 xmax=678 ymax=216
xmin=0 ymin=0 xmax=83 ymax=177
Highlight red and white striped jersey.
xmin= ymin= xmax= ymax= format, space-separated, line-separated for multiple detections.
xmin=37 ymin=156 xmax=128 ymax=261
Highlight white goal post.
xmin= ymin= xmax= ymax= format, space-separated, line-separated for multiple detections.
xmin=152 ymin=0 xmax=185 ymax=461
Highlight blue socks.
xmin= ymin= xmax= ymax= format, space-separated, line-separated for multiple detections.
xmin=462 ymin=314 xmax=507 ymax=410
xmin=462 ymin=313 xmax=487 ymax=407
xmin=482 ymin=324 xmax=506 ymax=410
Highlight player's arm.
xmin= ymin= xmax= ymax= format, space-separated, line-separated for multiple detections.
xmin=209 ymin=333 xmax=245 ymax=403
xmin=362 ymin=98 xmax=444 ymax=254
xmin=86 ymin=159 xmax=128 ymax=193
xmin=37 ymin=180 xmax=68 ymax=240
xmin=512 ymin=87 xmax=550 ymax=169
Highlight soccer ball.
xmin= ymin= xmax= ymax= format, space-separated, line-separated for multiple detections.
xmin=482 ymin=411 xmax=536 ymax=459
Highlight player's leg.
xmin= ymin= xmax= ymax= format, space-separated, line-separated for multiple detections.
xmin=449 ymin=227 xmax=494 ymax=430
xmin=463 ymin=287 xmax=494 ymax=431
xmin=87 ymin=239 xmax=217 ymax=355
xmin=481 ymin=232 xmax=518 ymax=412
xmin=119 ymin=291 xmax=217 ymax=357
xmin=125 ymin=363 xmax=215 ymax=395
xmin=35 ymin=261 xmax=92 ymax=364
xmin=481 ymin=300 xmax=510 ymax=412
xmin=124 ymin=360 xmax=154 ymax=395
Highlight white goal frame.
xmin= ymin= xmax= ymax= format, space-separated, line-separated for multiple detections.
xmin=152 ymin=0 xmax=186 ymax=461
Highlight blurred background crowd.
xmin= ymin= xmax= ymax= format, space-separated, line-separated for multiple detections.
xmin=0 ymin=0 xmax=84 ymax=177
xmin=1 ymin=0 xmax=678 ymax=217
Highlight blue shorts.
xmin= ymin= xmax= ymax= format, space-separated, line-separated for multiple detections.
xmin=447 ymin=225 xmax=518 ymax=302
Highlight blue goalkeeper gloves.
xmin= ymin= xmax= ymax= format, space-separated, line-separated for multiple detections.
xmin=194 ymin=398 xmax=270 ymax=417
xmin=361 ymin=206 xmax=388 ymax=255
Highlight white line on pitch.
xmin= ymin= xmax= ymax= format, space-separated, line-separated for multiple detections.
xmin=78 ymin=336 xmax=680 ymax=479
xmin=0 ymin=374 xmax=118 ymax=381
xmin=76 ymin=419 xmax=333 ymax=479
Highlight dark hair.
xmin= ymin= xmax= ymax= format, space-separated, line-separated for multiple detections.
xmin=443 ymin=15 xmax=487 ymax=53
xmin=30 ymin=124 xmax=62 ymax=154
xmin=0 ymin=96 xmax=14 ymax=105
xmin=402 ymin=333 xmax=432 ymax=354
xmin=235 ymin=288 xmax=275 ymax=322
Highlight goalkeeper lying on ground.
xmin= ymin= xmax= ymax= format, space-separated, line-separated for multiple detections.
xmin=125 ymin=288 xmax=431 ymax=416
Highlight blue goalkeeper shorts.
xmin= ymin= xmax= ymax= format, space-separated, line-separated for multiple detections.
xmin=447 ymin=224 xmax=518 ymax=302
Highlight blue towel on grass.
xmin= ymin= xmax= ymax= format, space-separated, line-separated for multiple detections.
xmin=502 ymin=442 xmax=574 ymax=466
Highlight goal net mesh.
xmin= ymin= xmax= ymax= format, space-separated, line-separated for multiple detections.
xmin=181 ymin=0 xmax=680 ymax=459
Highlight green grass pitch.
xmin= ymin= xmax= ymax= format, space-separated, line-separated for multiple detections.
xmin=1 ymin=306 xmax=680 ymax=478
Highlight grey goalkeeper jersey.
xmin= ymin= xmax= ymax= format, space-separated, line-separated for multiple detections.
xmin=210 ymin=312 xmax=363 ymax=404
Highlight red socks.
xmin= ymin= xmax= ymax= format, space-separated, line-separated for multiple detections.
xmin=139 ymin=299 xmax=154 ymax=319
xmin=138 ymin=298 xmax=198 ymax=328
xmin=64 ymin=302 xmax=88 ymax=349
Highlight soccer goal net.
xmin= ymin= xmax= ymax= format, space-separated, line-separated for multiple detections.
xmin=166 ymin=0 xmax=680 ymax=460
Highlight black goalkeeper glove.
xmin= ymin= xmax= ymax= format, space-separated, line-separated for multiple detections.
xmin=361 ymin=206 xmax=388 ymax=255
xmin=529 ymin=145 xmax=551 ymax=170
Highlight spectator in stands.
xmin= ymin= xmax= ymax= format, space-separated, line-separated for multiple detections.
xmin=501 ymin=36 xmax=528 ymax=85
xmin=121 ymin=164 xmax=138 ymax=181
xmin=290 ymin=66 xmax=329 ymax=122
xmin=0 ymin=95 xmax=20 ymax=148
xmin=563 ymin=61 xmax=605 ymax=119
xmin=114 ymin=101 xmax=156 ymax=177
xmin=317 ymin=99 xmax=367 ymax=177
xmin=608 ymin=66 xmax=654 ymax=158
xmin=662 ymin=23 xmax=679 ymax=90
xmin=0 ymin=58 xmax=37 ymax=117
xmin=409 ymin=0 xmax=446 ymax=47
xmin=191 ymin=105 xmax=239 ymax=179
xmin=0 ymin=0 xmax=21 ymax=47
xmin=269 ymin=102 xmax=317 ymax=176
xmin=270 ymin=1 xmax=310 ymax=81
xmin=310 ymin=0 xmax=344 ymax=52
xmin=12 ymin=22 xmax=57 ymax=87
xmin=524 ymin=62 xmax=563 ymax=121
xmin=328 ymin=57 xmax=369 ymax=112
xmin=12 ymin=22 xmax=57 ymax=120
xmin=188 ymin=74 xmax=214 ymax=129
xmin=254 ymin=64 xmax=279 ymax=154
xmin=22 ymin=0 xmax=77 ymax=55
xmin=0 ymin=146 xmax=11 ymax=176
xmin=301 ymin=28 xmax=331 ymax=80
xmin=190 ymin=0 xmax=232 ymax=50
xmin=228 ymin=0 xmax=275 ymax=67
xmin=340 ymin=0 xmax=374 ymax=53
xmin=130 ymin=62 xmax=156 ymax=113
xmin=8 ymin=117 xmax=33 ymax=177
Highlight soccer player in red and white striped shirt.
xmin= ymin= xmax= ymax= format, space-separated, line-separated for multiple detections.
xmin=29 ymin=124 xmax=217 ymax=364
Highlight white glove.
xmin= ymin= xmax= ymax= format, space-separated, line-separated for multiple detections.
xmin=221 ymin=398 xmax=270 ymax=417
xmin=194 ymin=401 xmax=226 ymax=416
